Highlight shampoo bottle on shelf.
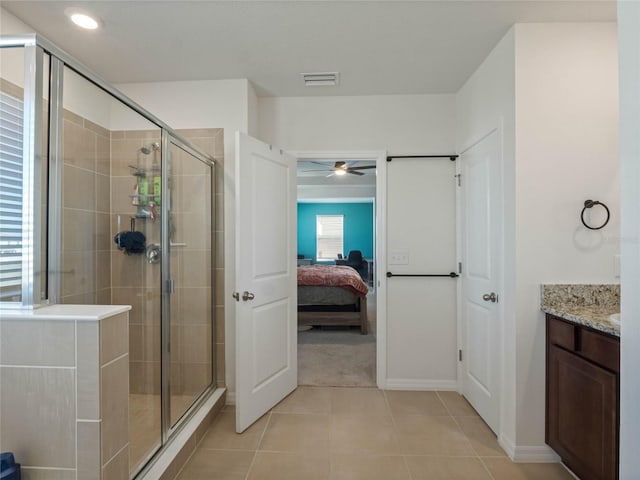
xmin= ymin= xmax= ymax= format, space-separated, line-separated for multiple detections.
xmin=139 ymin=176 xmax=149 ymax=205
xmin=131 ymin=183 xmax=139 ymax=206
xmin=153 ymin=176 xmax=161 ymax=205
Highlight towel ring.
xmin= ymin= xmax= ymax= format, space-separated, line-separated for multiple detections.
xmin=581 ymin=200 xmax=610 ymax=230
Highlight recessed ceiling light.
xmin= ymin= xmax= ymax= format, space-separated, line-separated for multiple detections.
xmin=301 ymin=72 xmax=340 ymax=87
xmin=65 ymin=9 xmax=100 ymax=30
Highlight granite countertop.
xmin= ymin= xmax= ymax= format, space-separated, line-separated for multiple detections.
xmin=541 ymin=284 xmax=620 ymax=337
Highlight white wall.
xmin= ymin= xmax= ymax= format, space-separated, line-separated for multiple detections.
xmin=247 ymin=81 xmax=259 ymax=136
xmin=514 ymin=22 xmax=620 ymax=447
xmin=116 ymin=79 xmax=252 ymax=396
xmin=258 ymin=94 xmax=455 ymax=153
xmin=0 ymin=7 xmax=34 ymax=87
xmin=456 ymin=22 xmax=620 ymax=457
xmin=0 ymin=6 xmax=32 ymax=33
xmin=456 ymin=27 xmax=517 ymax=448
xmin=617 ymin=4 xmax=640 ymax=478
xmin=258 ymin=93 xmax=458 ymax=387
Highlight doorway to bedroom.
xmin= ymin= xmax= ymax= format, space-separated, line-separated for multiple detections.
xmin=296 ymin=158 xmax=378 ymax=387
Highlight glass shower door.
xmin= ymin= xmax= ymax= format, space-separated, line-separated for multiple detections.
xmin=164 ymin=135 xmax=215 ymax=428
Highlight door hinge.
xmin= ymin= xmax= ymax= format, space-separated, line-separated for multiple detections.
xmin=458 ymin=262 xmax=462 ymax=274
xmin=459 ymin=349 xmax=462 ymax=362
xmin=455 ymin=173 xmax=461 ymax=186
xmin=165 ymin=279 xmax=175 ymax=294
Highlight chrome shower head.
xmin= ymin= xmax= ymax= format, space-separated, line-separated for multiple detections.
xmin=139 ymin=142 xmax=160 ymax=155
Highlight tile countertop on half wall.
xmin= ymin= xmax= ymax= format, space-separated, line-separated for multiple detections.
xmin=541 ymin=284 xmax=620 ymax=337
xmin=0 ymin=304 xmax=131 ymax=321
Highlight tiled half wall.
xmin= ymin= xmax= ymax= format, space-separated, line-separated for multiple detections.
xmin=0 ymin=309 xmax=130 ymax=480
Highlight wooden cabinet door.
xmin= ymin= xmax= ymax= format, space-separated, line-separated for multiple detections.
xmin=548 ymin=344 xmax=618 ymax=480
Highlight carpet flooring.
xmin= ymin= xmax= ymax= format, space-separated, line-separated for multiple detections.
xmin=297 ymin=327 xmax=376 ymax=387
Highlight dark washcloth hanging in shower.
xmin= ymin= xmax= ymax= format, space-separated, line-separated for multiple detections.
xmin=114 ymin=230 xmax=146 ymax=255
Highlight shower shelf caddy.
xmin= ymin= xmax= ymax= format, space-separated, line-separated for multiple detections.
xmin=129 ymin=164 xmax=161 ymax=220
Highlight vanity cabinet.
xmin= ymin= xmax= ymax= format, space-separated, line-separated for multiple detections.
xmin=546 ymin=314 xmax=620 ymax=480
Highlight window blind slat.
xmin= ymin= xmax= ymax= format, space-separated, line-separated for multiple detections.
xmin=0 ymin=90 xmax=23 ymax=298
xmin=316 ymin=215 xmax=344 ymax=260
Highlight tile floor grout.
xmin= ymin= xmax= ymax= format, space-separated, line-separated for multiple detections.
xmin=181 ymin=388 xmax=572 ymax=480
xmin=243 ymin=410 xmax=273 ymax=480
xmin=381 ymin=389 xmax=413 ymax=480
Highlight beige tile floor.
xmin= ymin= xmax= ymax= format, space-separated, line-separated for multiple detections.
xmin=175 ymin=387 xmax=574 ymax=480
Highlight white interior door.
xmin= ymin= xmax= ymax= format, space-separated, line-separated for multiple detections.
xmin=460 ymin=129 xmax=501 ymax=433
xmin=235 ymin=132 xmax=297 ymax=432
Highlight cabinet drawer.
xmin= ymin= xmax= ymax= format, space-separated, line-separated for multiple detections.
xmin=580 ymin=329 xmax=620 ymax=373
xmin=547 ymin=316 xmax=575 ymax=351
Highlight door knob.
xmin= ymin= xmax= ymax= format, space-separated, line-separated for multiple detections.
xmin=482 ymin=292 xmax=498 ymax=303
xmin=242 ymin=291 xmax=255 ymax=301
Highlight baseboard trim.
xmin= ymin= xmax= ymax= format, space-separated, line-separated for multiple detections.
xmin=384 ymin=378 xmax=458 ymax=391
xmin=498 ymin=434 xmax=561 ymax=463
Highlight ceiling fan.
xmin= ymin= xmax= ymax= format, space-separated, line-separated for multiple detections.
xmin=303 ymin=161 xmax=376 ymax=177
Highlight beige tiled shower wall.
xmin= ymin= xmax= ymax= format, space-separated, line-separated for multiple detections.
xmin=110 ymin=129 xmax=163 ymax=396
xmin=61 ymin=108 xmax=112 ymax=305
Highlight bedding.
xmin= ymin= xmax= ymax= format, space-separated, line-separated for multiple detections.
xmin=297 ymin=265 xmax=368 ymax=297
xmin=297 ymin=265 xmax=369 ymax=334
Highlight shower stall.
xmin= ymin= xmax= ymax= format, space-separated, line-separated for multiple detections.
xmin=0 ymin=35 xmax=219 ymax=477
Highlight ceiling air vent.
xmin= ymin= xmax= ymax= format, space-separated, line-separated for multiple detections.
xmin=301 ymin=72 xmax=340 ymax=87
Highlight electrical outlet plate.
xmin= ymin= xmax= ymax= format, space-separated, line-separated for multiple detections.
xmin=389 ymin=251 xmax=409 ymax=265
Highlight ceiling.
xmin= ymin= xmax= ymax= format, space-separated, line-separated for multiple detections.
xmin=297 ymin=160 xmax=376 ymax=200
xmin=298 ymin=160 xmax=376 ymax=178
xmin=2 ymin=1 xmax=616 ymax=97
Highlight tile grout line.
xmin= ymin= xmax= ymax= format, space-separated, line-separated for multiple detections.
xmin=438 ymin=391 xmax=499 ymax=480
xmin=477 ymin=456 xmax=498 ymax=480
xmin=244 ymin=411 xmax=272 ymax=480
xmin=437 ymin=391 xmax=482 ymax=465
xmin=381 ymin=389 xmax=414 ymax=480
xmin=436 ymin=390 xmax=482 ymax=459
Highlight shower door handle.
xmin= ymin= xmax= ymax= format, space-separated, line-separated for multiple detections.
xmin=242 ymin=291 xmax=255 ymax=301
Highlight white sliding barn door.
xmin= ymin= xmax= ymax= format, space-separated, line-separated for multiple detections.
xmin=235 ymin=132 xmax=297 ymax=433
xmin=460 ymin=129 xmax=501 ymax=433
xmin=386 ymin=157 xmax=458 ymax=388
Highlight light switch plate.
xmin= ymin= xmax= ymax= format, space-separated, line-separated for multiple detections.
xmin=390 ymin=251 xmax=409 ymax=265
xmin=614 ymin=254 xmax=621 ymax=278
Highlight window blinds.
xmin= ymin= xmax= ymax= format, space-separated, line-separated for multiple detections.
xmin=316 ymin=215 xmax=343 ymax=260
xmin=0 ymin=90 xmax=24 ymax=301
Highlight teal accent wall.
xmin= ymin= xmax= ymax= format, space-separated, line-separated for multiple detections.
xmin=297 ymin=202 xmax=374 ymax=262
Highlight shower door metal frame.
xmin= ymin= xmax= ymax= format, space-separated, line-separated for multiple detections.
xmin=0 ymin=33 xmax=219 ymax=478
xmin=161 ymin=131 xmax=217 ymax=442
xmin=0 ymin=36 xmax=44 ymax=308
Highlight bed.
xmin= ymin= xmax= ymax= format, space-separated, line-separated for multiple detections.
xmin=297 ymin=265 xmax=369 ymax=334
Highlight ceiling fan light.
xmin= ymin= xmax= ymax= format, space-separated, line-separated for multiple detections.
xmin=334 ymin=169 xmax=347 ymax=176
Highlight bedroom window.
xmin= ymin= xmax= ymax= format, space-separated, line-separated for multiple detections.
xmin=0 ymin=89 xmax=24 ymax=301
xmin=316 ymin=215 xmax=343 ymax=261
